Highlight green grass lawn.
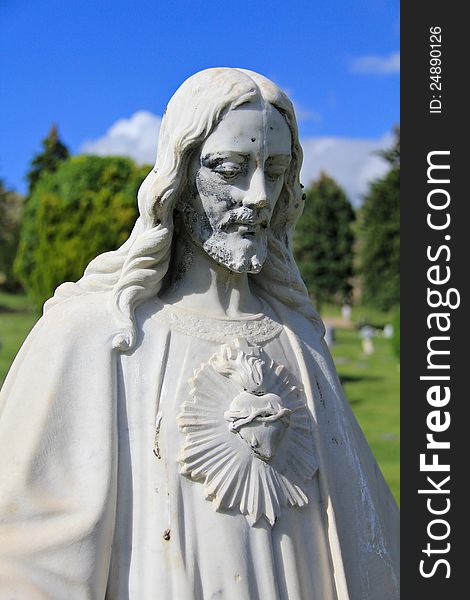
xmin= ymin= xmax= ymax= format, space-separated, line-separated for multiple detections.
xmin=0 ymin=292 xmax=40 ymax=385
xmin=0 ymin=293 xmax=400 ymax=504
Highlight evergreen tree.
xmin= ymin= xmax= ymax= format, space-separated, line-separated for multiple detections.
xmin=360 ymin=127 xmax=400 ymax=311
xmin=0 ymin=180 xmax=23 ymax=290
xmin=15 ymin=125 xmax=70 ymax=296
xmin=293 ymin=173 xmax=355 ymax=309
xmin=27 ymin=124 xmax=69 ymax=193
xmin=15 ymin=155 xmax=149 ymax=308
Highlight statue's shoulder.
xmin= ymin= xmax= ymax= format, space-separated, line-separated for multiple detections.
xmin=260 ymin=295 xmax=325 ymax=348
xmin=37 ymin=291 xmax=116 ymax=348
xmin=0 ymin=293 xmax=116 ymax=408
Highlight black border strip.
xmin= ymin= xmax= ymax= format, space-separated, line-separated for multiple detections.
xmin=401 ymin=4 xmax=466 ymax=595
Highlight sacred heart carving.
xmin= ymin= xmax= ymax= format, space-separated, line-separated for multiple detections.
xmin=177 ymin=341 xmax=318 ymax=526
xmin=224 ymin=391 xmax=291 ymax=461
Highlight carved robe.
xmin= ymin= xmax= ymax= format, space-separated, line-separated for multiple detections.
xmin=0 ymin=292 xmax=399 ymax=599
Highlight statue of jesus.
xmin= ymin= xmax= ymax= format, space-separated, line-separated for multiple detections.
xmin=0 ymin=68 xmax=399 ymax=599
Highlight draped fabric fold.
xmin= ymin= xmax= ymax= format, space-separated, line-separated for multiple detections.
xmin=0 ymin=293 xmax=399 ymax=599
xmin=0 ymin=294 xmax=118 ymax=599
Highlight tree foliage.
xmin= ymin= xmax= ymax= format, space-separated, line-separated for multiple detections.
xmin=15 ymin=155 xmax=150 ymax=308
xmin=27 ymin=124 xmax=69 ymax=193
xmin=0 ymin=180 xmax=24 ymax=290
xmin=293 ymin=173 xmax=355 ymax=308
xmin=360 ymin=127 xmax=400 ymax=311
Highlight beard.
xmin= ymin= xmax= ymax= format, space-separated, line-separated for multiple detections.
xmin=179 ymin=204 xmax=269 ymax=273
xmin=202 ymin=229 xmax=268 ymax=273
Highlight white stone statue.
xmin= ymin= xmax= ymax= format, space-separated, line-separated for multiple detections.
xmin=0 ymin=68 xmax=399 ymax=599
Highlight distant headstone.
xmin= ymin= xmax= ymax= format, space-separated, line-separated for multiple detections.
xmin=360 ymin=325 xmax=375 ymax=355
xmin=341 ymin=303 xmax=352 ymax=322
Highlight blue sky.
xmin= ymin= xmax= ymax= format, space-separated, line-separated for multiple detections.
xmin=1 ymin=0 xmax=399 ymax=203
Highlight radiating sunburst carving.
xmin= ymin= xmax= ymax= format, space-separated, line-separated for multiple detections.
xmin=177 ymin=341 xmax=318 ymax=526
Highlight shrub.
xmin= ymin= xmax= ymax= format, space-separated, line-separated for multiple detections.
xmin=15 ymin=155 xmax=149 ymax=308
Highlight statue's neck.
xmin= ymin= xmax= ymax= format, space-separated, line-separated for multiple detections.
xmin=159 ymin=235 xmax=263 ymax=319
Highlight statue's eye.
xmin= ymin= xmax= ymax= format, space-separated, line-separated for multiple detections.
xmin=213 ymin=163 xmax=242 ymax=180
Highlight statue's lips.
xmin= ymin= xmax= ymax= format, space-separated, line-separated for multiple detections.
xmin=224 ymin=222 xmax=265 ymax=236
xmin=237 ymin=224 xmax=259 ymax=236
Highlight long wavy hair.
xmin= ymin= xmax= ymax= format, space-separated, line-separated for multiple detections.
xmin=45 ymin=68 xmax=323 ymax=350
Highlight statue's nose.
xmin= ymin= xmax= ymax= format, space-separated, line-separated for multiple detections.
xmin=243 ymin=167 xmax=269 ymax=209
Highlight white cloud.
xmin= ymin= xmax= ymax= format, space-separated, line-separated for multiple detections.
xmin=80 ymin=111 xmax=162 ymax=165
xmin=350 ymin=51 xmax=400 ymax=75
xmin=80 ymin=111 xmax=393 ymax=205
xmin=300 ymin=133 xmax=393 ymax=205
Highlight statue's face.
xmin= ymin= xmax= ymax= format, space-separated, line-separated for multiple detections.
xmin=183 ymin=101 xmax=292 ymax=273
